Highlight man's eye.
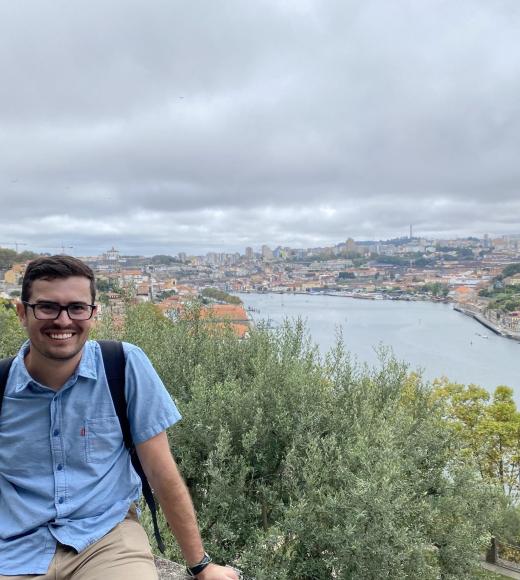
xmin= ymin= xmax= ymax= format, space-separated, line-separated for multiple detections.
xmin=37 ymin=303 xmax=60 ymax=314
xmin=69 ymin=304 xmax=89 ymax=313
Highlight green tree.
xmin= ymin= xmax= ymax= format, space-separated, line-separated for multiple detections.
xmin=419 ymin=282 xmax=450 ymax=297
xmin=0 ymin=248 xmax=17 ymax=270
xmin=0 ymin=247 xmax=39 ymax=269
xmin=111 ymin=307 xmax=499 ymax=579
xmin=150 ymin=254 xmax=180 ymax=265
xmin=201 ymin=288 xmax=242 ymax=305
xmin=502 ymin=264 xmax=520 ymax=279
xmin=434 ymin=381 xmax=520 ymax=500
xmin=0 ymin=304 xmax=26 ymax=358
xmin=17 ymin=250 xmax=40 ymax=261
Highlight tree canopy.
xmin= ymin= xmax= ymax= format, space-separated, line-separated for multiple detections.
xmin=0 ymin=303 xmax=26 ymax=358
xmin=93 ymin=306 xmax=503 ymax=578
xmin=501 ymin=264 xmax=520 ymax=279
xmin=434 ymin=380 xmax=520 ymax=502
xmin=1 ymin=302 xmax=511 ymax=578
xmin=0 ymin=247 xmax=39 ymax=270
xmin=201 ymin=287 xmax=242 ymax=305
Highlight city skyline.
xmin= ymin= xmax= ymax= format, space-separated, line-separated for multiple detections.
xmin=1 ymin=1 xmax=519 ymax=255
xmin=1 ymin=230 xmax=517 ymax=259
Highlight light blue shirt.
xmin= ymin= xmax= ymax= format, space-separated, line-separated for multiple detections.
xmin=0 ymin=340 xmax=181 ymax=575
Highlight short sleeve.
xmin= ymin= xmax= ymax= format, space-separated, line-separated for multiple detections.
xmin=122 ymin=343 xmax=182 ymax=445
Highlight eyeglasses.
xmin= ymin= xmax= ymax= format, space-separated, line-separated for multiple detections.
xmin=23 ymin=301 xmax=96 ymax=321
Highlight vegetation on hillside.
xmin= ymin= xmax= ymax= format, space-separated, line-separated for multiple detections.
xmin=150 ymin=254 xmax=182 ymax=265
xmin=0 ymin=247 xmax=40 ymax=270
xmin=489 ymin=295 xmax=520 ymax=313
xmin=500 ymin=264 xmax=520 ymax=280
xmin=479 ymin=264 xmax=520 ymax=313
xmin=96 ymin=277 xmax=121 ymax=293
xmin=418 ymin=282 xmax=450 ymax=297
xmin=201 ymin=287 xmax=242 ymax=305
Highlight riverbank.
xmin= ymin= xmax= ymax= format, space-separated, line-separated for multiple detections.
xmin=243 ymin=289 xmax=520 ymax=343
xmin=245 ymin=288 xmax=450 ymax=303
xmin=324 ymin=290 xmax=450 ymax=303
xmin=453 ymin=306 xmax=520 ymax=342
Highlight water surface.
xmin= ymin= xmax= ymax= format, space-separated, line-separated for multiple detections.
xmin=239 ymin=293 xmax=520 ymax=401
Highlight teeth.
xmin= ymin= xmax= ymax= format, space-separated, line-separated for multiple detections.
xmin=49 ymin=333 xmax=73 ymax=340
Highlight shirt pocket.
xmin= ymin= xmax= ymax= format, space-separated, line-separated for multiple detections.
xmin=85 ymin=417 xmax=121 ymax=463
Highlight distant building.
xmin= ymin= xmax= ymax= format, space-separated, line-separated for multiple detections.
xmin=273 ymin=246 xmax=290 ymax=259
xmin=345 ymin=238 xmax=359 ymax=254
xmin=101 ymin=247 xmax=122 ymax=272
xmin=103 ymin=247 xmax=120 ymax=262
xmin=262 ymin=245 xmax=273 ymax=261
xmin=206 ymin=252 xmax=218 ymax=265
xmin=198 ymin=303 xmax=251 ymax=339
xmin=504 ymin=274 xmax=520 ymax=287
xmin=4 ymin=263 xmax=26 ymax=285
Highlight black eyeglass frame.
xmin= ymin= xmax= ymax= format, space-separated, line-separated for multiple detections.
xmin=22 ymin=301 xmax=97 ymax=321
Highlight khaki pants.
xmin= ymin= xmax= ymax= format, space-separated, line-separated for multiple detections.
xmin=0 ymin=507 xmax=158 ymax=580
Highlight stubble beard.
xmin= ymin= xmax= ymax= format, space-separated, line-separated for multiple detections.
xmin=33 ymin=324 xmax=89 ymax=362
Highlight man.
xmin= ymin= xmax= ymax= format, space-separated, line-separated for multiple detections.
xmin=0 ymin=256 xmax=238 ymax=579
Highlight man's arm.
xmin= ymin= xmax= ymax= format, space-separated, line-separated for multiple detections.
xmin=136 ymin=432 xmax=238 ymax=579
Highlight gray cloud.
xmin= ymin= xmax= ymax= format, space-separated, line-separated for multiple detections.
xmin=1 ymin=0 xmax=519 ymax=255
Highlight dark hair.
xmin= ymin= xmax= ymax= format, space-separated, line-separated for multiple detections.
xmin=21 ymin=255 xmax=96 ymax=304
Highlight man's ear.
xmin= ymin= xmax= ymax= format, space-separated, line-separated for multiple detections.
xmin=16 ymin=301 xmax=27 ymax=327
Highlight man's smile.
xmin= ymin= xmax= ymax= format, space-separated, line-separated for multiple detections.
xmin=46 ymin=332 xmax=75 ymax=340
xmin=42 ymin=328 xmax=77 ymax=341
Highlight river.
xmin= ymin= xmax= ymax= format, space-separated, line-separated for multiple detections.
xmin=238 ymin=292 xmax=520 ymax=402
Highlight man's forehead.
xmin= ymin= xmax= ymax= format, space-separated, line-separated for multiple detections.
xmin=30 ymin=276 xmax=92 ymax=300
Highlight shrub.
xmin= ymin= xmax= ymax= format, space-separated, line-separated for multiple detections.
xmin=109 ymin=305 xmax=501 ymax=579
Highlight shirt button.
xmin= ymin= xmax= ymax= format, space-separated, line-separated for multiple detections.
xmin=57 ymin=464 xmax=63 ymax=471
xmin=53 ymin=430 xmax=60 ymax=437
xmin=58 ymin=497 xmax=64 ymax=504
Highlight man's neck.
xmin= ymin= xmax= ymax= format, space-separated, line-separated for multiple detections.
xmin=24 ymin=347 xmax=84 ymax=391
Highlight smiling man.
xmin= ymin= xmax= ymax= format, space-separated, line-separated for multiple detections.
xmin=0 ymin=256 xmax=238 ymax=580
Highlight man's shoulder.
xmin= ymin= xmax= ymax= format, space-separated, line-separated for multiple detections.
xmin=88 ymin=340 xmax=141 ymax=355
xmin=90 ymin=340 xmax=152 ymax=368
xmin=1 ymin=341 xmax=30 ymax=390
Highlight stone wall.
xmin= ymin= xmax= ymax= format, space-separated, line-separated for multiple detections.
xmin=154 ymin=557 xmax=241 ymax=579
xmin=154 ymin=557 xmax=188 ymax=579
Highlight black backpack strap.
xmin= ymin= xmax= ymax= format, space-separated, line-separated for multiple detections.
xmin=97 ymin=340 xmax=166 ymax=553
xmin=0 ymin=356 xmax=16 ymax=418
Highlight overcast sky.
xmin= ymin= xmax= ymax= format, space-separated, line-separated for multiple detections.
xmin=1 ymin=0 xmax=519 ymax=256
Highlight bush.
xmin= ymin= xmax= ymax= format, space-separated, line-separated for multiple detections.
xmin=0 ymin=304 xmax=26 ymax=358
xmin=97 ymin=304 xmax=502 ymax=579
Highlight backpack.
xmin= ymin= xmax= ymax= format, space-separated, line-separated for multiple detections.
xmin=0 ymin=340 xmax=165 ymax=553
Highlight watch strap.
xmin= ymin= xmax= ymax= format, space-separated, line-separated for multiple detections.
xmin=186 ymin=552 xmax=212 ymax=577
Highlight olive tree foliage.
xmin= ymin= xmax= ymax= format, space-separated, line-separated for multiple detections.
xmin=0 ymin=302 xmax=26 ymax=359
xmin=91 ymin=303 xmax=501 ymax=579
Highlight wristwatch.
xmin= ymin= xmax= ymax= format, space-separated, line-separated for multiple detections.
xmin=186 ymin=552 xmax=212 ymax=577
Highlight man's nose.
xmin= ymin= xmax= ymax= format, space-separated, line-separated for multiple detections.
xmin=54 ymin=308 xmax=71 ymax=323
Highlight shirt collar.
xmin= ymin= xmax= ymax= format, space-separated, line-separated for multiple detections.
xmin=12 ymin=340 xmax=98 ymax=393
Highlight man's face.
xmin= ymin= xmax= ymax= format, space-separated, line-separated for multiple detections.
xmin=16 ymin=276 xmax=97 ymax=363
